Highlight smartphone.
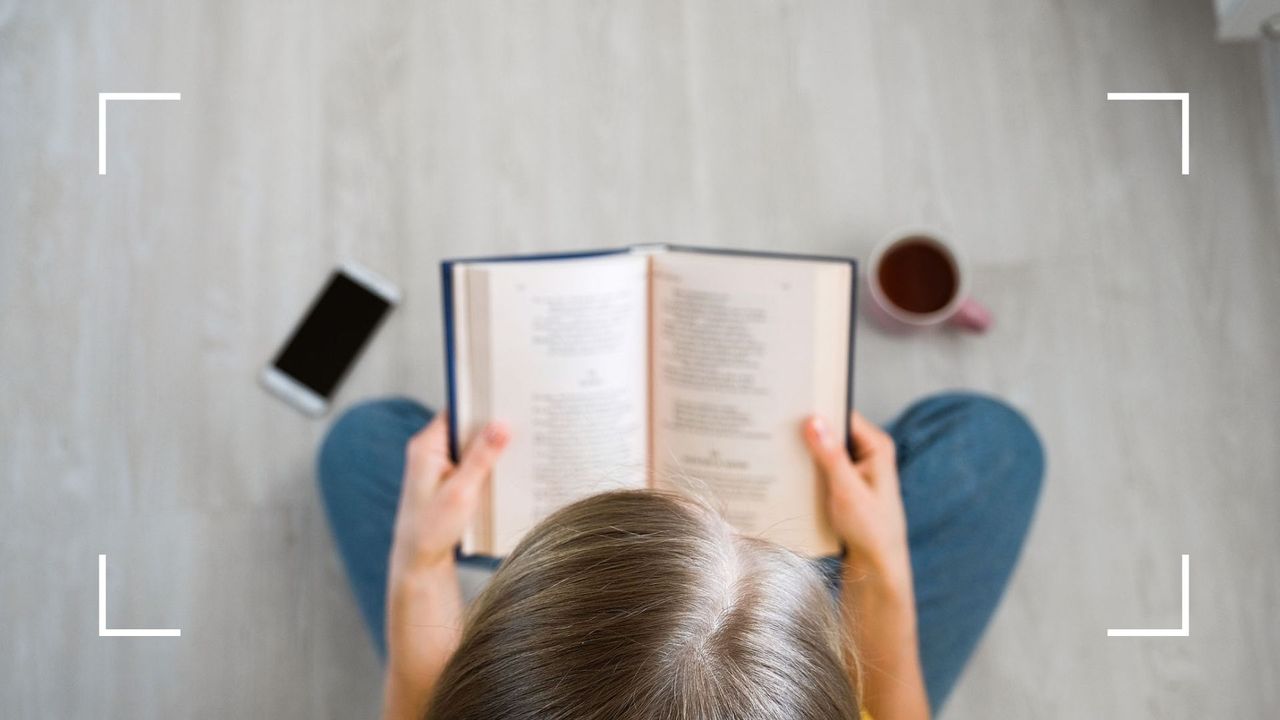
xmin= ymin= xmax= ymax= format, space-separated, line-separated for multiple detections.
xmin=260 ymin=263 xmax=399 ymax=415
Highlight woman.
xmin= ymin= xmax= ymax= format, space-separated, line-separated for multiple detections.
xmin=318 ymin=393 xmax=1043 ymax=719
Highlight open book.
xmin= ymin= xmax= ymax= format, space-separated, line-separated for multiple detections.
xmin=443 ymin=245 xmax=856 ymax=557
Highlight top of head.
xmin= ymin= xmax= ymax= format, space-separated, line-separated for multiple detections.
xmin=426 ymin=490 xmax=860 ymax=720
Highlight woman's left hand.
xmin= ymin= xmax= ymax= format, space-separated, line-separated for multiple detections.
xmin=383 ymin=412 xmax=509 ymax=720
xmin=390 ymin=413 xmax=510 ymax=576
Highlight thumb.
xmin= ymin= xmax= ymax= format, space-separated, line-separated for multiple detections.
xmin=450 ymin=421 xmax=510 ymax=489
xmin=803 ymin=415 xmax=853 ymax=481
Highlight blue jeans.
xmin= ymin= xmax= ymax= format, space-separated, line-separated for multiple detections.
xmin=317 ymin=392 xmax=1043 ymax=712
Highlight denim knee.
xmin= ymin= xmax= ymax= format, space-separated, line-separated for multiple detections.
xmin=316 ymin=397 xmax=424 ymax=495
xmin=948 ymin=392 xmax=1045 ymax=499
xmin=900 ymin=391 xmax=1046 ymax=501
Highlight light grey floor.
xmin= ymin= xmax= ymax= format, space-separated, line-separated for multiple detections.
xmin=3 ymin=0 xmax=1279 ymax=717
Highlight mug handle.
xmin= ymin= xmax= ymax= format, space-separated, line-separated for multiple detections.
xmin=948 ymin=296 xmax=993 ymax=332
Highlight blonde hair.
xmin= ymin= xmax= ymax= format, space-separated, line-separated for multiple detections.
xmin=426 ymin=490 xmax=860 ymax=720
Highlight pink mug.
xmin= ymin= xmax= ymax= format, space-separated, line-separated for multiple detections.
xmin=866 ymin=229 xmax=992 ymax=332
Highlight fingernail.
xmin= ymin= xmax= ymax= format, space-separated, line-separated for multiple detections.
xmin=810 ymin=417 xmax=828 ymax=440
xmin=483 ymin=422 xmax=509 ymax=447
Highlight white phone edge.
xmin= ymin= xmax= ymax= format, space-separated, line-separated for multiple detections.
xmin=261 ymin=261 xmax=401 ymax=417
xmin=260 ymin=366 xmax=329 ymax=416
xmin=340 ymin=260 xmax=401 ymax=304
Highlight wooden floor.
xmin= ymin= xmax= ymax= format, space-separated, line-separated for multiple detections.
xmin=3 ymin=0 xmax=1279 ymax=717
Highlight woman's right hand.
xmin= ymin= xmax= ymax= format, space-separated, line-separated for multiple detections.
xmin=803 ymin=411 xmax=911 ymax=586
xmin=805 ymin=412 xmax=930 ymax=719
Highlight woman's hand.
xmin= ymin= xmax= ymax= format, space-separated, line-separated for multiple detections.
xmin=383 ymin=413 xmax=509 ymax=720
xmin=390 ymin=413 xmax=510 ymax=577
xmin=803 ymin=411 xmax=911 ymax=587
xmin=804 ymin=411 xmax=930 ymax=720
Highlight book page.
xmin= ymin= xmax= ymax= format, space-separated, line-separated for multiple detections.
xmin=650 ymin=251 xmax=851 ymax=556
xmin=450 ymin=265 xmax=491 ymax=553
xmin=464 ymin=253 xmax=650 ymax=555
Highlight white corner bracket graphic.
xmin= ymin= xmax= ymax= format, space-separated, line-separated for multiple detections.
xmin=1105 ymin=92 xmax=1189 ymax=175
xmin=98 ymin=554 xmax=181 ymax=637
xmin=1107 ymin=554 xmax=1190 ymax=637
xmin=97 ymin=92 xmax=181 ymax=175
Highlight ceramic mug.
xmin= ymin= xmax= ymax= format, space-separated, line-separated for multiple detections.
xmin=866 ymin=229 xmax=991 ymax=332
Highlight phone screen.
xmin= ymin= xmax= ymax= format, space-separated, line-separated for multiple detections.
xmin=272 ymin=272 xmax=392 ymax=398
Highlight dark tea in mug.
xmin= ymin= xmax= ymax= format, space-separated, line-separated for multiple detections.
xmin=875 ymin=237 xmax=959 ymax=315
